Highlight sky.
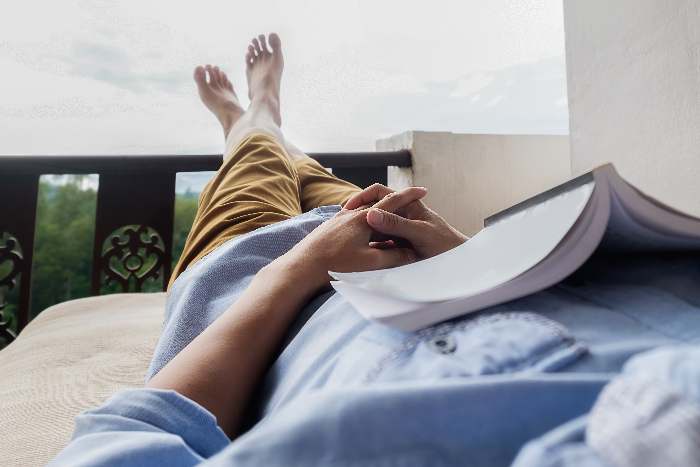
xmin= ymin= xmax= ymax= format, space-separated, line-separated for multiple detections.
xmin=0 ymin=0 xmax=569 ymax=191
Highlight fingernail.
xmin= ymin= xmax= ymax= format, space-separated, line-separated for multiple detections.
xmin=418 ymin=186 xmax=428 ymax=191
xmin=368 ymin=209 xmax=384 ymax=225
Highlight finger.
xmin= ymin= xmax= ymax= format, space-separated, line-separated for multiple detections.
xmin=372 ymin=187 xmax=428 ymax=213
xmin=369 ymin=230 xmax=392 ymax=243
xmin=343 ymin=184 xmax=394 ymax=211
xmin=367 ymin=208 xmax=428 ymax=245
xmin=376 ymin=246 xmax=418 ymax=268
xmin=369 ymin=240 xmax=396 ymax=249
xmin=391 ymin=236 xmax=414 ymax=250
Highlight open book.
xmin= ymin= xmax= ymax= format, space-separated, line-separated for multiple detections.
xmin=330 ymin=164 xmax=700 ymax=331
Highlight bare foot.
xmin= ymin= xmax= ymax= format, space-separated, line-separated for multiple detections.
xmin=194 ymin=65 xmax=245 ymax=138
xmin=245 ymin=33 xmax=283 ymax=127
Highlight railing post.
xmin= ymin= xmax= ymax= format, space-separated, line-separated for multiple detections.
xmin=0 ymin=174 xmax=40 ymax=342
xmin=91 ymin=173 xmax=176 ymax=295
xmin=0 ymin=152 xmax=411 ymax=329
xmin=331 ymin=167 xmax=387 ymax=189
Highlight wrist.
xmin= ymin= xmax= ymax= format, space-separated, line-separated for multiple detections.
xmin=259 ymin=249 xmax=327 ymax=299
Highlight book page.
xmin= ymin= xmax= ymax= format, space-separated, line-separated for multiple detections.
xmin=332 ymin=183 xmax=610 ymax=331
xmin=600 ymin=177 xmax=700 ymax=252
xmin=331 ymin=180 xmax=595 ymax=302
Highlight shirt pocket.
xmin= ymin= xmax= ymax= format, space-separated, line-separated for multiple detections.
xmin=365 ymin=311 xmax=587 ymax=384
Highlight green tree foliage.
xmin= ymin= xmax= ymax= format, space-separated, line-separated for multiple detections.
xmin=0 ymin=176 xmax=199 ymax=348
xmin=31 ymin=176 xmax=96 ymax=317
xmin=173 ymin=191 xmax=199 ymax=273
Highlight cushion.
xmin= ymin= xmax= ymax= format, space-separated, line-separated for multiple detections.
xmin=0 ymin=293 xmax=165 ymax=466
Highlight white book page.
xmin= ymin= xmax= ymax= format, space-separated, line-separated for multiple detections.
xmin=332 ymin=181 xmax=610 ymax=331
xmin=331 ymin=281 xmax=425 ymax=321
xmin=331 ymin=180 xmax=595 ymax=303
xmin=596 ymin=166 xmax=700 ymax=251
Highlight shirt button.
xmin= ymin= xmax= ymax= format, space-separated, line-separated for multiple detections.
xmin=427 ymin=336 xmax=457 ymax=355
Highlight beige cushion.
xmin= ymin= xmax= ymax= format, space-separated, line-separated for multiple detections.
xmin=0 ymin=293 xmax=166 ymax=467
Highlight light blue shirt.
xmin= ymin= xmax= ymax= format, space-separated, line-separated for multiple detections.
xmin=49 ymin=207 xmax=700 ymax=466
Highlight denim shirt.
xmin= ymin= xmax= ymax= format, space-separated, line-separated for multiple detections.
xmin=49 ymin=207 xmax=700 ymax=467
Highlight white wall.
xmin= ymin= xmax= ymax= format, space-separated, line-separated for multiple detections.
xmin=379 ymin=131 xmax=571 ymax=237
xmin=564 ymin=0 xmax=700 ymax=216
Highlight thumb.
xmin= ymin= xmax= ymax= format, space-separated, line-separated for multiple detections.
xmin=367 ymin=208 xmax=427 ymax=244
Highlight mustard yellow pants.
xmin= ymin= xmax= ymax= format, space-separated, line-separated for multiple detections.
xmin=169 ymin=132 xmax=362 ymax=289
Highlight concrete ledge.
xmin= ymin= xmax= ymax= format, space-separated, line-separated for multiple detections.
xmin=378 ymin=131 xmax=571 ymax=236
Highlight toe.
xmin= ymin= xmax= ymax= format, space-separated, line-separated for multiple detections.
xmin=245 ymin=52 xmax=253 ymax=67
xmin=221 ymin=71 xmax=234 ymax=92
xmin=193 ymin=66 xmax=207 ymax=85
xmin=269 ymin=33 xmax=281 ymax=51
xmin=258 ymin=34 xmax=269 ymax=54
xmin=252 ymin=37 xmax=262 ymax=55
xmin=210 ymin=66 xmax=221 ymax=86
xmin=248 ymin=45 xmax=257 ymax=60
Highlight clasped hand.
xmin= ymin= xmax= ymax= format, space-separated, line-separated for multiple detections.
xmin=284 ymin=184 xmax=469 ymax=293
xmin=345 ymin=184 xmax=469 ymax=259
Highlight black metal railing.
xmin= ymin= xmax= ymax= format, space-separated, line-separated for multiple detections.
xmin=0 ymin=151 xmax=411 ymax=344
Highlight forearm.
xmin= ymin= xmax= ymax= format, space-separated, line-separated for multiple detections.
xmin=145 ymin=205 xmax=414 ymax=439
xmin=146 ymin=252 xmax=321 ymax=439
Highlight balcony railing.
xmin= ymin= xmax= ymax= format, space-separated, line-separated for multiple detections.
xmin=0 ymin=151 xmax=411 ymax=344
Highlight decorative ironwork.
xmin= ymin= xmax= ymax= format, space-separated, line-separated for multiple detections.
xmin=0 ymin=234 xmax=22 ymax=344
xmin=101 ymin=225 xmax=165 ymax=293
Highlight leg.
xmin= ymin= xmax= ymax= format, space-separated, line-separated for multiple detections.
xmin=218 ymin=33 xmax=358 ymax=212
xmin=148 ymin=34 xmax=416 ymax=441
xmin=169 ymin=133 xmax=303 ymax=289
xmin=295 ymin=156 xmax=363 ymax=213
xmin=170 ymin=34 xmax=302 ymax=289
xmin=193 ymin=33 xmax=286 ymax=160
xmin=282 ymin=139 xmax=363 ymax=211
xmin=194 ymin=33 xmax=357 ymax=212
xmin=224 ymin=34 xmax=287 ymax=160
xmin=279 ymin=133 xmax=363 ymax=212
